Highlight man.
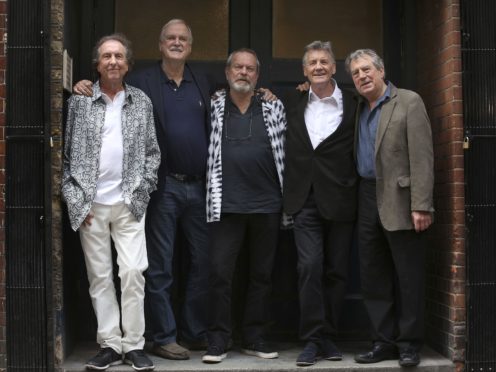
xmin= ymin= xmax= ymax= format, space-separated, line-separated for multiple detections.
xmin=283 ymin=41 xmax=357 ymax=366
xmin=345 ymin=49 xmax=434 ymax=367
xmin=202 ymin=48 xmax=287 ymax=364
xmin=62 ymin=34 xmax=160 ymax=371
xmin=129 ymin=19 xmax=212 ymax=360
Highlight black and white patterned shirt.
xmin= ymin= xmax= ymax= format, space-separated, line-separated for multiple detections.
xmin=62 ymin=81 xmax=161 ymax=231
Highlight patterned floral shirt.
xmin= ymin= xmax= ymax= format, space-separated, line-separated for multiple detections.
xmin=62 ymin=81 xmax=161 ymax=231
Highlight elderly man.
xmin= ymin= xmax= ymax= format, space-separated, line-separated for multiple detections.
xmin=201 ymin=48 xmax=287 ymax=363
xmin=283 ymin=41 xmax=358 ymax=366
xmin=345 ymin=49 xmax=434 ymax=367
xmin=128 ymin=19 xmax=212 ymax=359
xmin=62 ymin=34 xmax=160 ymax=371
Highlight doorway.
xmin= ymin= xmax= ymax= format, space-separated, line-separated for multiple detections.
xmin=62 ymin=0 xmax=409 ymax=354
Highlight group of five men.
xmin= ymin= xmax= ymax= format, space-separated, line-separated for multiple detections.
xmin=63 ymin=18 xmax=433 ymax=372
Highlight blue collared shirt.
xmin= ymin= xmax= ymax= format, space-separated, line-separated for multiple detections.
xmin=356 ymin=82 xmax=391 ymax=179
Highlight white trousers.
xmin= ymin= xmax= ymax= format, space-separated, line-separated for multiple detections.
xmin=79 ymin=202 xmax=148 ymax=354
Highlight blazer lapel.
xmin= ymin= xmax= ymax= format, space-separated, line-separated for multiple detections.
xmin=341 ymin=91 xmax=355 ymax=131
xmin=375 ymin=96 xmax=396 ymax=156
xmin=296 ymin=91 xmax=314 ymax=150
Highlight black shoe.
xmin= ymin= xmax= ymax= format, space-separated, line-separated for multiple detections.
xmin=124 ymin=350 xmax=154 ymax=371
xmin=85 ymin=347 xmax=122 ymax=370
xmin=355 ymin=343 xmax=398 ymax=363
xmin=399 ymin=348 xmax=420 ymax=367
xmin=202 ymin=344 xmax=227 ymax=363
xmin=320 ymin=339 xmax=342 ymax=361
xmin=296 ymin=342 xmax=320 ymax=366
xmin=241 ymin=340 xmax=279 ymax=359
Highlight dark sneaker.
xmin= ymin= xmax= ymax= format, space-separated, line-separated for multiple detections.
xmin=399 ymin=348 xmax=420 ymax=367
xmin=124 ymin=349 xmax=154 ymax=371
xmin=202 ymin=344 xmax=227 ymax=363
xmin=320 ymin=339 xmax=342 ymax=361
xmin=241 ymin=340 xmax=279 ymax=359
xmin=296 ymin=342 xmax=320 ymax=366
xmin=85 ymin=347 xmax=122 ymax=370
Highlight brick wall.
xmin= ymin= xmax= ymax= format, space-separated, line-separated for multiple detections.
xmin=51 ymin=0 xmax=64 ymax=367
xmin=0 ymin=0 xmax=6 ymax=369
xmin=416 ymin=0 xmax=465 ymax=369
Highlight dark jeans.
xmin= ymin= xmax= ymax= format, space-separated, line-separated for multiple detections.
xmin=293 ymin=192 xmax=354 ymax=342
xmin=145 ymin=176 xmax=209 ymax=345
xmin=207 ymin=213 xmax=280 ymax=348
xmin=358 ymin=179 xmax=426 ymax=350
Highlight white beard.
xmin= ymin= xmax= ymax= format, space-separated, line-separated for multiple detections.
xmin=230 ymin=80 xmax=254 ymax=93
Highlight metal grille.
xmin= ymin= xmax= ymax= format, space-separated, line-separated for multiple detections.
xmin=5 ymin=0 xmax=52 ymax=370
xmin=461 ymin=0 xmax=496 ymax=370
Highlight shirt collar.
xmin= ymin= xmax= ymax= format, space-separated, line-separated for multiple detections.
xmin=160 ymin=65 xmax=193 ymax=84
xmin=378 ymin=81 xmax=392 ymax=105
xmin=93 ymin=80 xmax=132 ymax=104
xmin=308 ymin=79 xmax=342 ymax=103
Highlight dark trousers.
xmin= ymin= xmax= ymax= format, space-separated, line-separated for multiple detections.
xmin=207 ymin=213 xmax=280 ymax=348
xmin=145 ymin=176 xmax=209 ymax=345
xmin=358 ymin=179 xmax=426 ymax=350
xmin=293 ymin=193 xmax=354 ymax=342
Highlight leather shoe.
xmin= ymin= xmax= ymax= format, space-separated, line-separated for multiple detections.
xmin=399 ymin=348 xmax=420 ymax=367
xmin=355 ymin=343 xmax=398 ymax=363
xmin=152 ymin=342 xmax=190 ymax=360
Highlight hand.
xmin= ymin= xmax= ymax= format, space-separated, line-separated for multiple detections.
xmin=82 ymin=211 xmax=95 ymax=227
xmin=73 ymin=80 xmax=94 ymax=96
xmin=257 ymin=87 xmax=277 ymax=101
xmin=296 ymin=81 xmax=310 ymax=92
xmin=411 ymin=211 xmax=432 ymax=233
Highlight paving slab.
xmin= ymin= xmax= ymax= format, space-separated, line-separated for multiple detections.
xmin=63 ymin=342 xmax=454 ymax=372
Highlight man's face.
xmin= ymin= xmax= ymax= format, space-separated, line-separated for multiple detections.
xmin=349 ymin=55 xmax=386 ymax=101
xmin=159 ymin=23 xmax=192 ymax=62
xmin=303 ymin=50 xmax=336 ymax=87
xmin=97 ymin=40 xmax=129 ymax=84
xmin=225 ymin=52 xmax=259 ymax=93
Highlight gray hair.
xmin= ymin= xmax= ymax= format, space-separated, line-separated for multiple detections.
xmin=159 ymin=19 xmax=193 ymax=44
xmin=92 ymin=33 xmax=134 ymax=73
xmin=302 ymin=41 xmax=335 ymax=65
xmin=226 ymin=48 xmax=260 ymax=72
xmin=345 ymin=49 xmax=385 ymax=75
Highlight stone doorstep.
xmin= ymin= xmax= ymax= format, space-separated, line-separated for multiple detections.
xmin=62 ymin=342 xmax=454 ymax=372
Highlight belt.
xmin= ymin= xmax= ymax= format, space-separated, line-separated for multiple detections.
xmin=168 ymin=173 xmax=204 ymax=182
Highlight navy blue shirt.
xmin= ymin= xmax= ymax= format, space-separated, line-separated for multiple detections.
xmin=357 ymin=83 xmax=391 ymax=179
xmin=161 ymin=67 xmax=208 ymax=176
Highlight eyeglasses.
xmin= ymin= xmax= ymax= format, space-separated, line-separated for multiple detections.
xmin=224 ymin=108 xmax=252 ymax=141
